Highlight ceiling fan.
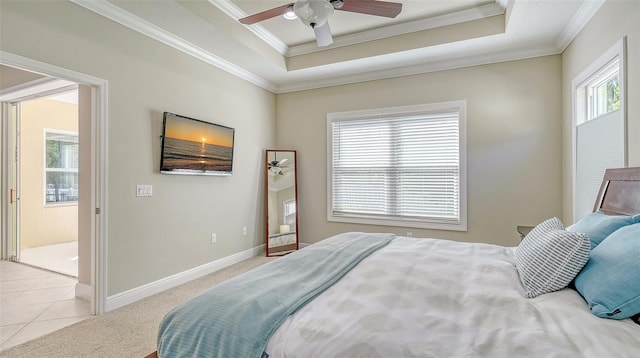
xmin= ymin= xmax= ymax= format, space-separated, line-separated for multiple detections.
xmin=269 ymin=158 xmax=291 ymax=175
xmin=239 ymin=0 xmax=403 ymax=47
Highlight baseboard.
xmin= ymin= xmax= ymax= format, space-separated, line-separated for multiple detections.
xmin=75 ymin=282 xmax=92 ymax=302
xmin=106 ymin=244 xmax=266 ymax=312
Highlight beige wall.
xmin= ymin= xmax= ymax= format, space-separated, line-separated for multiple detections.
xmin=277 ymin=56 xmax=563 ymax=247
xmin=1 ymin=1 xmax=276 ymax=295
xmin=19 ymin=97 xmax=78 ymax=249
xmin=561 ymin=0 xmax=640 ymax=223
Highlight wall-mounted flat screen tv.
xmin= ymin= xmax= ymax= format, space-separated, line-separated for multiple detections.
xmin=160 ymin=112 xmax=235 ymax=176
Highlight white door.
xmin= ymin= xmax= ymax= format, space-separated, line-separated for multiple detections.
xmin=2 ymin=101 xmax=20 ymax=261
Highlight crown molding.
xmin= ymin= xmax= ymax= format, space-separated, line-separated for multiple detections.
xmin=274 ymin=44 xmax=560 ymax=93
xmin=70 ymin=0 xmax=277 ymax=92
xmin=211 ymin=0 xmax=289 ymax=55
xmin=555 ymin=0 xmax=605 ymax=52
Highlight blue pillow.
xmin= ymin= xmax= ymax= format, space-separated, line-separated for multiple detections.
xmin=574 ymin=223 xmax=640 ymax=319
xmin=567 ymin=211 xmax=640 ymax=249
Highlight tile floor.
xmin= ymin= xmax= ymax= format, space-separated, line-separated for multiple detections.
xmin=20 ymin=241 xmax=78 ymax=278
xmin=0 ymin=260 xmax=91 ymax=351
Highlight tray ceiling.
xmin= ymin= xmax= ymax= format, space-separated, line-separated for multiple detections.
xmin=71 ymin=0 xmax=604 ymax=93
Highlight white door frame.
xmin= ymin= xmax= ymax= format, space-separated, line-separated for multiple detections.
xmin=0 ymin=51 xmax=108 ymax=315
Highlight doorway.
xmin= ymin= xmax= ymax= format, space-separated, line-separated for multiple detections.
xmin=0 ymin=70 xmax=91 ymax=349
xmin=15 ymin=89 xmax=80 ymax=278
xmin=0 ymin=52 xmax=107 ymax=315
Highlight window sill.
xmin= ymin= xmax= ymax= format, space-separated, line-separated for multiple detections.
xmin=328 ymin=213 xmax=467 ymax=232
xmin=44 ymin=202 xmax=78 ymax=208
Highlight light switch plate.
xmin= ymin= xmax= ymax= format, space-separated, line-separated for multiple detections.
xmin=136 ymin=185 xmax=153 ymax=197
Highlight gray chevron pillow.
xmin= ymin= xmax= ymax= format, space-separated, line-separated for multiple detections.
xmin=515 ymin=217 xmax=590 ymax=298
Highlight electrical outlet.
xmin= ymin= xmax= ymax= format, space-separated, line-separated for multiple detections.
xmin=211 ymin=233 xmax=217 ymax=244
xmin=406 ymin=232 xmax=413 ymax=237
xmin=242 ymin=226 xmax=247 ymax=236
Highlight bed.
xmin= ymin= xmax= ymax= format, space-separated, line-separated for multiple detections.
xmin=268 ymin=231 xmax=298 ymax=255
xmin=149 ymin=167 xmax=640 ymax=357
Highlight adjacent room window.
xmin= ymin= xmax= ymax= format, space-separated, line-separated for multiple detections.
xmin=327 ymin=101 xmax=467 ymax=231
xmin=45 ymin=130 xmax=79 ymax=205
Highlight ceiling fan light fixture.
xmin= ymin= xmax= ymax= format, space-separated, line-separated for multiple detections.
xmin=294 ymin=0 xmax=334 ymax=28
xmin=283 ymin=5 xmax=297 ymax=20
xmin=270 ymin=166 xmax=283 ymax=175
xmin=314 ymin=22 xmax=333 ymax=46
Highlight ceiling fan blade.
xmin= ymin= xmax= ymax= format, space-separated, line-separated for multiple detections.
xmin=338 ymin=0 xmax=402 ymax=18
xmin=278 ymin=158 xmax=288 ymax=165
xmin=239 ymin=3 xmax=295 ymax=25
xmin=313 ymin=22 xmax=333 ymax=47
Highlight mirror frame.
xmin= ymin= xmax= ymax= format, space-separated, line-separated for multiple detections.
xmin=265 ymin=149 xmax=299 ymax=256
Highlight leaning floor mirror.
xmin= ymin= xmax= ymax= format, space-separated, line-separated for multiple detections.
xmin=265 ymin=150 xmax=299 ymax=256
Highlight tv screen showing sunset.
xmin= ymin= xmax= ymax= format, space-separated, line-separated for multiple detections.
xmin=160 ymin=112 xmax=234 ymax=175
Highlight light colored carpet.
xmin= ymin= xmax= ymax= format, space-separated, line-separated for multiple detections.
xmin=0 ymin=255 xmax=276 ymax=358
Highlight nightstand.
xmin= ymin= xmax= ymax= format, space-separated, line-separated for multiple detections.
xmin=516 ymin=225 xmax=534 ymax=240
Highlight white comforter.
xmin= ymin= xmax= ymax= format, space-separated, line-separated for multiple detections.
xmin=265 ymin=236 xmax=640 ymax=357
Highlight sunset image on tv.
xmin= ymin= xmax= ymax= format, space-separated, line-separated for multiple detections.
xmin=161 ymin=112 xmax=234 ymax=175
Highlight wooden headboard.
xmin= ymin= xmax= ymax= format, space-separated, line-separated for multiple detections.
xmin=593 ymin=167 xmax=640 ymax=215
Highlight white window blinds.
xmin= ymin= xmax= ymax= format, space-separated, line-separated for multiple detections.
xmin=571 ymin=39 xmax=626 ymax=223
xmin=328 ymin=102 xmax=466 ymax=230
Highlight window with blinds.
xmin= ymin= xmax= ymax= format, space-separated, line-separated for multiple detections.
xmin=327 ymin=101 xmax=466 ymax=231
xmin=572 ymin=39 xmax=626 ymax=222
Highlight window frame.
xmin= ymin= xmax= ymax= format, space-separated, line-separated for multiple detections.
xmin=571 ymin=38 xmax=627 ymax=222
xmin=43 ymin=128 xmax=79 ymax=207
xmin=283 ymin=198 xmax=296 ymax=226
xmin=583 ymin=58 xmax=620 ymax=123
xmin=326 ymin=101 xmax=467 ymax=231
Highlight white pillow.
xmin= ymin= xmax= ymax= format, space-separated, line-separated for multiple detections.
xmin=514 ymin=217 xmax=590 ymax=298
